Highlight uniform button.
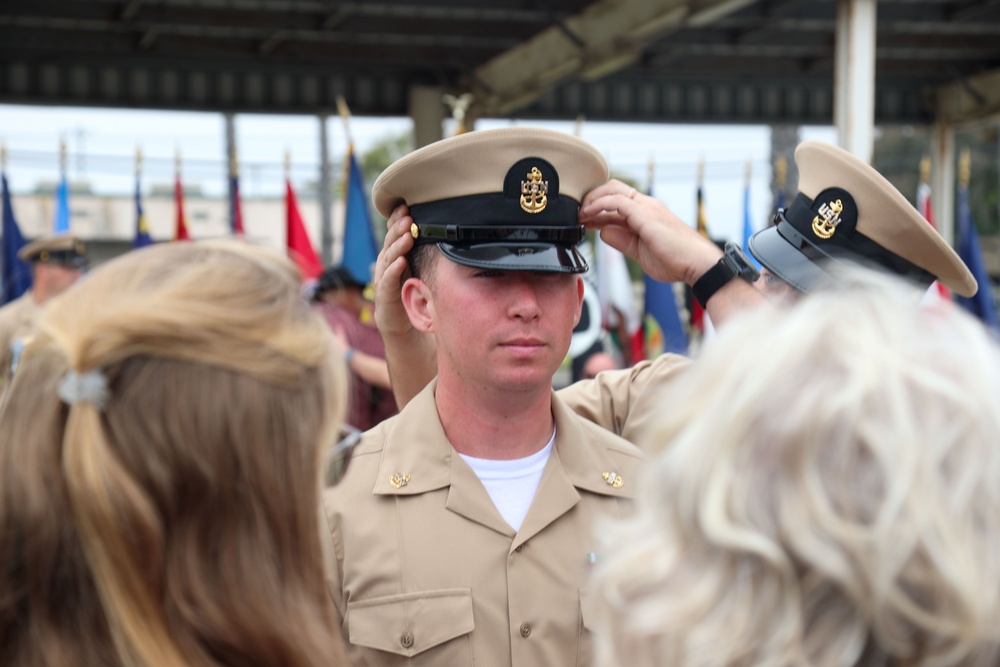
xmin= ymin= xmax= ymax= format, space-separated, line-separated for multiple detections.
xmin=515 ymin=544 xmax=525 ymax=553
xmin=400 ymin=631 xmax=414 ymax=648
xmin=519 ymin=623 xmax=531 ymax=638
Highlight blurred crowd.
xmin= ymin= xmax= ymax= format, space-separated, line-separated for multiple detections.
xmin=2 ymin=129 xmax=1000 ymax=667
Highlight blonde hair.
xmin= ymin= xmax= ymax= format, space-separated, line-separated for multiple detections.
xmin=591 ymin=273 xmax=1000 ymax=667
xmin=0 ymin=241 xmax=348 ymax=667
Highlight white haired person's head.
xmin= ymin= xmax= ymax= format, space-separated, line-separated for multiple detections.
xmin=591 ymin=269 xmax=1000 ymax=667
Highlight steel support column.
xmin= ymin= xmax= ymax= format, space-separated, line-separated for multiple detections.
xmin=834 ymin=0 xmax=876 ymax=163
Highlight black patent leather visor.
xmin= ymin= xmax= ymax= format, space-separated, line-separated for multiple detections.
xmin=747 ymin=223 xmax=830 ymax=293
xmin=438 ymin=241 xmax=589 ymax=273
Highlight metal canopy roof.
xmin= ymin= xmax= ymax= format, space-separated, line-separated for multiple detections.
xmin=2 ymin=0 xmax=1000 ymax=125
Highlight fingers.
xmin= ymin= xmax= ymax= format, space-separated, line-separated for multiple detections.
xmin=579 ymin=192 xmax=637 ymax=225
xmin=375 ymin=206 xmax=414 ymax=284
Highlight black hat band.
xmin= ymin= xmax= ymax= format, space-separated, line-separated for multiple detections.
xmin=778 ymin=192 xmax=935 ymax=288
xmin=409 ymin=192 xmax=583 ymax=246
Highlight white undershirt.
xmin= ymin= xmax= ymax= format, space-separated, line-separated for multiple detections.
xmin=458 ymin=432 xmax=555 ymax=532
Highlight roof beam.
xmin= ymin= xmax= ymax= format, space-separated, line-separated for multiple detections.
xmin=470 ymin=0 xmax=758 ymax=116
xmin=934 ymin=65 xmax=1000 ymax=124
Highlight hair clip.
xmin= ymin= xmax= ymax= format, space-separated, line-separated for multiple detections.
xmin=57 ymin=369 xmax=109 ymax=410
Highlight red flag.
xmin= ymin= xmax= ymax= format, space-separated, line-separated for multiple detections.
xmin=174 ymin=173 xmax=190 ymax=241
xmin=916 ymin=181 xmax=951 ymax=301
xmin=231 ymin=174 xmax=245 ymax=237
xmin=286 ymin=179 xmax=322 ymax=280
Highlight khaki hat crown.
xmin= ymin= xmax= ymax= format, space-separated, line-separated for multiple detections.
xmin=371 ymin=127 xmax=609 ymax=274
xmin=18 ymin=234 xmax=88 ymax=267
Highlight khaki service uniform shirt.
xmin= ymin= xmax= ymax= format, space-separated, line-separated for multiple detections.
xmin=322 ymin=380 xmax=642 ymax=667
xmin=0 ymin=291 xmax=41 ymax=387
xmin=555 ymin=352 xmax=692 ymax=444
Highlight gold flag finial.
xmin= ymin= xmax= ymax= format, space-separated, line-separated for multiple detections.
xmin=775 ymin=154 xmax=787 ymax=189
xmin=697 ymin=156 xmax=705 ymax=187
xmin=336 ymin=95 xmax=352 ymax=143
xmin=647 ymin=154 xmax=655 ymax=194
xmin=959 ymin=148 xmax=971 ymax=188
xmin=919 ymin=154 xmax=931 ymax=185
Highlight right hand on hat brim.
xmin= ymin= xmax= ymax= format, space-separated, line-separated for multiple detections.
xmin=580 ymin=180 xmax=769 ymax=328
xmin=580 ymin=179 xmax=722 ymax=286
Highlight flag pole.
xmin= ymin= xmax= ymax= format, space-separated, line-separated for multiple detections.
xmin=0 ymin=142 xmax=6 ymax=173
xmin=920 ymin=154 xmax=931 ymax=186
xmin=336 ymin=95 xmax=352 ymax=145
xmin=959 ymin=147 xmax=971 ymax=189
xmin=647 ymin=154 xmax=655 ymax=194
xmin=135 ymin=145 xmax=142 ymax=180
xmin=285 ymin=149 xmax=292 ymax=182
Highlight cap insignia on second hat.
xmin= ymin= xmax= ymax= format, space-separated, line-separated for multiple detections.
xmin=520 ymin=166 xmax=548 ymax=214
xmin=812 ymin=197 xmax=845 ymax=240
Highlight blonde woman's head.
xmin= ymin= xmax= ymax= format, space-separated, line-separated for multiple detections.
xmin=0 ymin=241 xmax=347 ymax=667
xmin=592 ymin=271 xmax=1000 ymax=667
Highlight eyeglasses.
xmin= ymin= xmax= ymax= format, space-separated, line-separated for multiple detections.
xmin=324 ymin=423 xmax=361 ymax=487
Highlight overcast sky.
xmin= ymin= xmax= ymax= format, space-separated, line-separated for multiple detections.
xmin=0 ymin=103 xmax=836 ymax=245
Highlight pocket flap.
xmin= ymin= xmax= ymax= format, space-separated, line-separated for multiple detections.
xmin=347 ymin=588 xmax=474 ymax=657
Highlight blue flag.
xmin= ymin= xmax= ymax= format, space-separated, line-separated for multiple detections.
xmin=2 ymin=174 xmax=32 ymax=305
xmin=53 ymin=175 xmax=70 ymax=234
xmin=133 ymin=177 xmax=153 ymax=249
xmin=955 ymin=184 xmax=998 ymax=330
xmin=742 ymin=182 xmax=761 ymax=270
xmin=642 ymin=184 xmax=687 ymax=357
xmin=643 ymin=276 xmax=688 ymax=356
xmin=341 ymin=147 xmax=379 ymax=284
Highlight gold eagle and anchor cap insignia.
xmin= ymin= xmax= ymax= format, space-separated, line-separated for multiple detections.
xmin=811 ymin=197 xmax=844 ymax=239
xmin=520 ymin=166 xmax=548 ymax=213
xmin=370 ymin=127 xmax=609 ymax=274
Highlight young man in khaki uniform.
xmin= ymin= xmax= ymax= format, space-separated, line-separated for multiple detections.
xmin=0 ymin=234 xmax=87 ymax=387
xmin=322 ymin=128 xmax=644 ymax=666
xmin=371 ymin=140 xmax=978 ymax=442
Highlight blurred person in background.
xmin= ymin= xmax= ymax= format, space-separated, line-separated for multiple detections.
xmin=0 ymin=241 xmax=352 ymax=667
xmin=312 ymin=264 xmax=396 ymax=430
xmin=589 ymin=271 xmax=1000 ymax=667
xmin=0 ymin=234 xmax=87 ymax=387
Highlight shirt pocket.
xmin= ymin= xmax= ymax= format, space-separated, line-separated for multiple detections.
xmin=347 ymin=588 xmax=474 ymax=664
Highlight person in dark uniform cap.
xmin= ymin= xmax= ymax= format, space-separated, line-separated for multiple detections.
xmin=0 ymin=234 xmax=88 ymax=386
xmin=321 ymin=127 xmax=643 ymax=667
xmin=312 ymin=264 xmax=397 ymax=430
xmin=748 ymin=140 xmax=977 ymax=299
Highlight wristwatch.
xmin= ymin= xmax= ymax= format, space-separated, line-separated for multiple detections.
xmin=692 ymin=242 xmax=760 ymax=308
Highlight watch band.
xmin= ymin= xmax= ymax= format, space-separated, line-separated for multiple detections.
xmin=692 ymin=257 xmax=736 ymax=308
